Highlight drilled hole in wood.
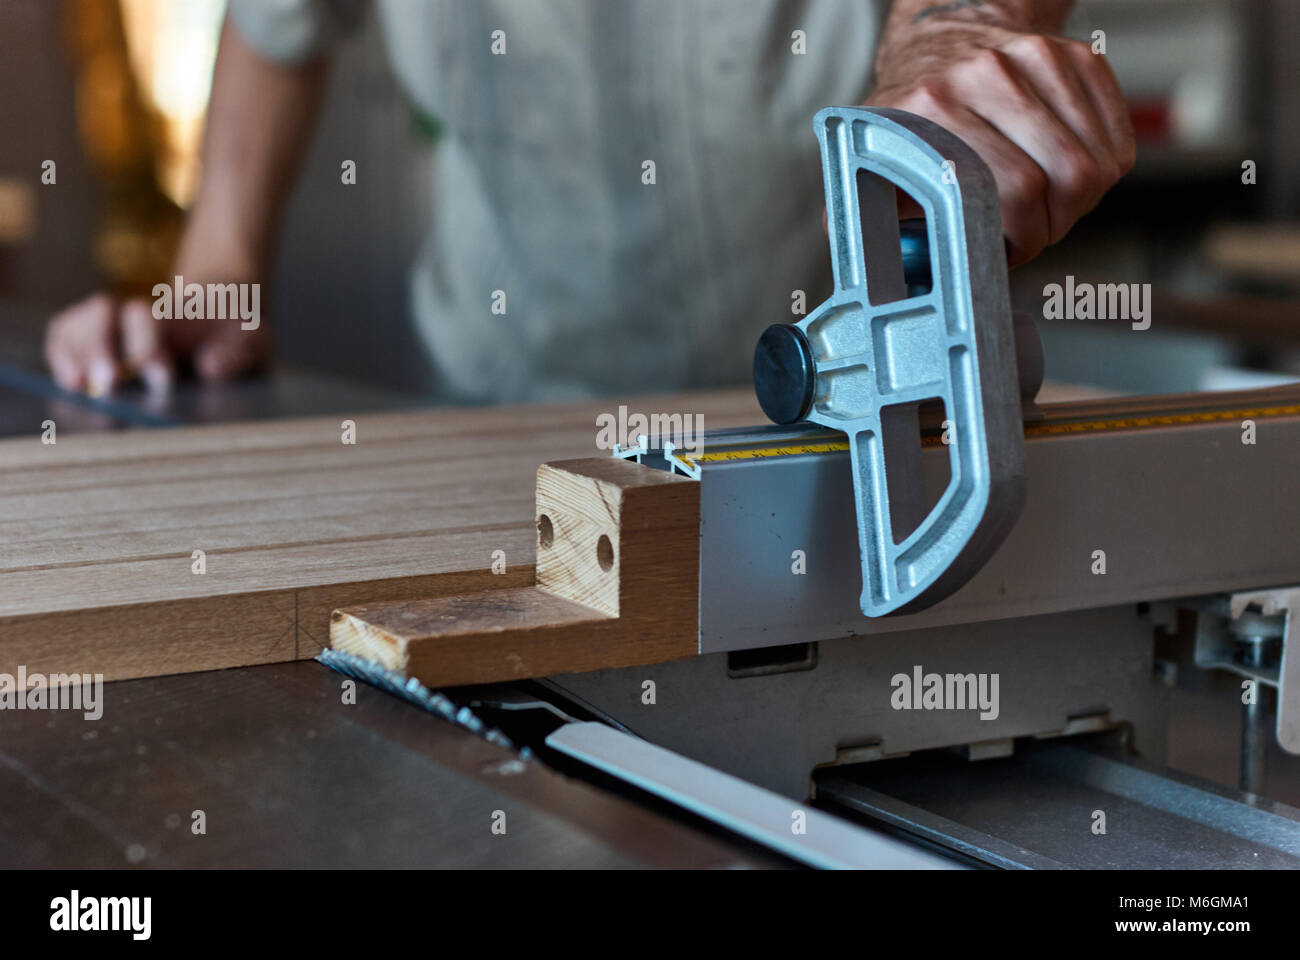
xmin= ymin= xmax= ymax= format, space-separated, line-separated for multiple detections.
xmin=597 ymin=534 xmax=614 ymax=572
xmin=538 ymin=514 xmax=554 ymax=549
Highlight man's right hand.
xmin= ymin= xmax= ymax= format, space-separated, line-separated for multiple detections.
xmin=44 ymin=291 xmax=270 ymax=395
xmin=868 ymin=1 xmax=1134 ymax=267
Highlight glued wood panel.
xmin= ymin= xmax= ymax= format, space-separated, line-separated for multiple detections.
xmin=0 ymin=389 xmax=761 ymax=682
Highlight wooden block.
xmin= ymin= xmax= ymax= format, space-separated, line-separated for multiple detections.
xmin=536 ymin=457 xmax=699 ymax=616
xmin=329 ymin=458 xmax=701 ymax=686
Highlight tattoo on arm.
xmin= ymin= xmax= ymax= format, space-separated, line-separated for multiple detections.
xmin=911 ymin=0 xmax=983 ymax=23
xmin=905 ymin=0 xmax=1073 ymax=29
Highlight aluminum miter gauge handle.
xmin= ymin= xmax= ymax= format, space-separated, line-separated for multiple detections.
xmin=753 ymin=106 xmax=1026 ymax=617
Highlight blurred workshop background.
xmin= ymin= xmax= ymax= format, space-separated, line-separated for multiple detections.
xmin=2 ymin=0 xmax=1299 ymax=403
xmin=1 ymin=0 xmax=1300 ymax=811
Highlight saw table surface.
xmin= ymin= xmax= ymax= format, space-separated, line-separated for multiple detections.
xmin=0 ymin=660 xmax=779 ymax=868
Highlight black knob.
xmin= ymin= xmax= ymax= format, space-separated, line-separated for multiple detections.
xmin=753 ymin=323 xmax=815 ymax=425
xmin=754 ymin=221 xmax=931 ymax=425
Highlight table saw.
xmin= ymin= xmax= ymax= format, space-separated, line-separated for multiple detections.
xmin=3 ymin=107 xmax=1300 ymax=869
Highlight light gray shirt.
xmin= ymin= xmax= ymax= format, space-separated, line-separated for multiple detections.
xmin=231 ymin=0 xmax=883 ymax=401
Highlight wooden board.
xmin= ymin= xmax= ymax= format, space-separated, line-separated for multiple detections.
xmin=330 ymin=458 xmax=701 ymax=686
xmin=0 ymin=389 xmax=763 ymax=683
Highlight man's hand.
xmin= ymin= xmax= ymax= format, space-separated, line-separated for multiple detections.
xmin=45 ymin=291 xmax=270 ymax=395
xmin=868 ymin=0 xmax=1134 ymax=265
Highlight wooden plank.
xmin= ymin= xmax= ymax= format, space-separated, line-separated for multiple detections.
xmin=0 ymin=490 xmax=527 ymax=567
xmin=0 ymin=457 xmax=533 ymax=523
xmin=0 ymin=388 xmax=755 ymax=468
xmin=329 ymin=458 xmax=702 ymax=686
xmin=0 ymin=389 xmax=761 ymax=683
xmin=0 ymin=432 xmax=552 ymax=495
xmin=0 ymin=592 xmax=297 ymax=685
xmin=0 ymin=526 xmax=534 ymax=617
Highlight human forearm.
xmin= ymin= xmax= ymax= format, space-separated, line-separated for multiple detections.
xmin=178 ymin=17 xmax=329 ymax=278
xmin=876 ymin=1 xmax=1071 ymax=85
xmin=885 ymin=1 xmax=1071 ymax=35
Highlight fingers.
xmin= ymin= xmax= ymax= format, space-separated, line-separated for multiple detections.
xmin=45 ymin=295 xmax=180 ymax=395
xmin=949 ymin=45 xmax=1107 ymax=249
xmin=45 ymin=291 xmax=267 ymax=393
xmin=941 ymin=103 xmax=1054 ymax=265
xmin=119 ymin=299 xmax=174 ymax=392
xmin=1058 ymin=40 xmax=1136 ymax=174
xmin=880 ymin=83 xmax=1052 ymax=264
xmin=44 ymin=294 xmax=122 ymax=395
xmin=999 ymin=34 xmax=1137 ymax=222
xmin=867 ymin=32 xmax=1135 ymax=266
xmin=1001 ymin=37 xmax=1121 ymax=196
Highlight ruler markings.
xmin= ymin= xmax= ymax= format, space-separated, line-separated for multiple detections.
xmin=692 ymin=404 xmax=1300 ymax=463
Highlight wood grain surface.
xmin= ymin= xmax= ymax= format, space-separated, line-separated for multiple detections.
xmin=0 ymin=389 xmax=763 ymax=683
